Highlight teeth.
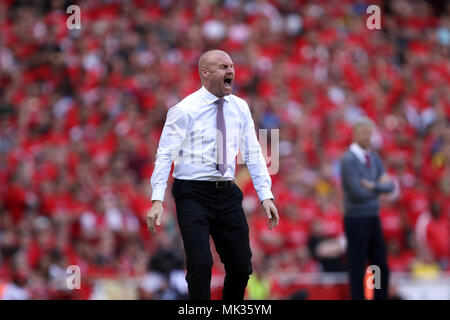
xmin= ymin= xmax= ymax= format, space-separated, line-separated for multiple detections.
xmin=224 ymin=79 xmax=232 ymax=87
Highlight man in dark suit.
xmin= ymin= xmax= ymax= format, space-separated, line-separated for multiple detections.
xmin=340 ymin=117 xmax=394 ymax=300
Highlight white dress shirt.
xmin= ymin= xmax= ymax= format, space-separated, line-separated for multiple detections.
xmin=349 ymin=142 xmax=370 ymax=165
xmin=150 ymin=86 xmax=274 ymax=202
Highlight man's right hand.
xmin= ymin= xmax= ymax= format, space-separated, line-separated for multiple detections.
xmin=147 ymin=200 xmax=163 ymax=236
xmin=360 ymin=178 xmax=375 ymax=190
xmin=378 ymin=173 xmax=391 ymax=184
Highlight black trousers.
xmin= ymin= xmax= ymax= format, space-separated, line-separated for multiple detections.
xmin=172 ymin=179 xmax=253 ymax=300
xmin=344 ymin=215 xmax=390 ymax=300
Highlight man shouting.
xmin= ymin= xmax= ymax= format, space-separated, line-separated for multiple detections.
xmin=147 ymin=50 xmax=279 ymax=300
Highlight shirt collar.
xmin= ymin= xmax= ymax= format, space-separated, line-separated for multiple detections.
xmin=199 ymin=86 xmax=230 ymax=105
xmin=350 ymin=142 xmax=370 ymax=163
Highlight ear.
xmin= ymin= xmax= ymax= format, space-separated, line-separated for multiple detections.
xmin=201 ymin=67 xmax=209 ymax=79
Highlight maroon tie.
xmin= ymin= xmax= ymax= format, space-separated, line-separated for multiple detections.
xmin=365 ymin=153 xmax=371 ymax=168
xmin=216 ymin=98 xmax=227 ymax=176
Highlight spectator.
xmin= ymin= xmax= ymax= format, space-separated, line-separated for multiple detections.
xmin=308 ymin=219 xmax=346 ymax=272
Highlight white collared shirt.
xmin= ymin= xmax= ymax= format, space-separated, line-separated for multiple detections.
xmin=150 ymin=86 xmax=273 ymax=202
xmin=349 ymin=142 xmax=370 ymax=165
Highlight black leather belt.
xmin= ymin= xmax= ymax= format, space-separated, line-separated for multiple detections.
xmin=214 ymin=180 xmax=234 ymax=188
xmin=174 ymin=179 xmax=234 ymax=189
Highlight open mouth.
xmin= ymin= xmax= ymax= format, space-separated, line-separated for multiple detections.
xmin=224 ymin=78 xmax=233 ymax=88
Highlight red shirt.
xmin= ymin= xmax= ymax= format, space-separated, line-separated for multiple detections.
xmin=426 ymin=217 xmax=450 ymax=260
xmin=380 ymin=206 xmax=406 ymax=246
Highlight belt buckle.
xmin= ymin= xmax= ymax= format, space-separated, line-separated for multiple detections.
xmin=216 ymin=181 xmax=228 ymax=189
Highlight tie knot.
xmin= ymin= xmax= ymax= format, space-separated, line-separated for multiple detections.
xmin=216 ymin=98 xmax=225 ymax=108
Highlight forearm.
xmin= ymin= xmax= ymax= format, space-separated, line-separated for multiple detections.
xmin=342 ymin=160 xmax=376 ymax=200
xmin=150 ymin=106 xmax=187 ymax=202
xmin=242 ymin=142 xmax=273 ymax=202
xmin=240 ymin=110 xmax=273 ymax=202
xmin=150 ymin=152 xmax=174 ymax=202
xmin=248 ymin=167 xmax=274 ymax=202
xmin=374 ymin=181 xmax=394 ymax=194
xmin=347 ymin=181 xmax=376 ymax=200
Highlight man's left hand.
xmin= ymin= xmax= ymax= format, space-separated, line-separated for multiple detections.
xmin=262 ymin=199 xmax=279 ymax=230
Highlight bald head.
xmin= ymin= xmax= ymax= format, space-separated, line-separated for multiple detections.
xmin=198 ymin=50 xmax=231 ymax=80
xmin=198 ymin=50 xmax=235 ymax=97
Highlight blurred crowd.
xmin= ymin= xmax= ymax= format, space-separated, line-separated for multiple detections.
xmin=0 ymin=0 xmax=449 ymax=299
